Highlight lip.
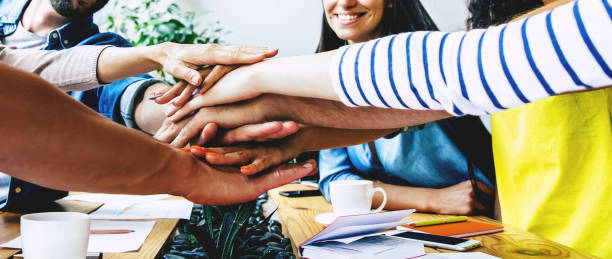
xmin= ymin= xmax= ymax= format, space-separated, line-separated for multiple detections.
xmin=334 ymin=12 xmax=366 ymax=26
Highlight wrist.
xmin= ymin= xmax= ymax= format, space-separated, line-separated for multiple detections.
xmin=145 ymin=43 xmax=172 ymax=71
xmin=157 ymin=148 xmax=200 ymax=197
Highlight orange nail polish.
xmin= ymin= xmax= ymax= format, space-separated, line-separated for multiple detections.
xmin=191 ymin=145 xmax=203 ymax=151
xmin=181 ymin=147 xmax=190 ymax=152
xmin=240 ymin=165 xmax=251 ymax=171
xmin=206 ymin=152 xmax=217 ymax=157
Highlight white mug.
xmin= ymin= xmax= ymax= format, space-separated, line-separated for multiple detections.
xmin=329 ymin=180 xmax=387 ymax=216
xmin=21 ymin=212 xmax=90 ymax=259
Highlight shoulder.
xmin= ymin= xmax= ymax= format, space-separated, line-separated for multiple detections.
xmin=78 ymin=32 xmax=133 ymax=47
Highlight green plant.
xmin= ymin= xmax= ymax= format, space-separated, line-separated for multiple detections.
xmin=102 ymin=0 xmax=227 ymax=83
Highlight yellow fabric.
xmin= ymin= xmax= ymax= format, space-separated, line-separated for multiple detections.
xmin=492 ymin=89 xmax=612 ymax=258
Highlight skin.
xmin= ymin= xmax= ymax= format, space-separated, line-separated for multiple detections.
xmin=0 ymin=63 xmax=318 ymax=205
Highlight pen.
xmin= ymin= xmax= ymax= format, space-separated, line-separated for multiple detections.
xmin=90 ymin=229 xmax=134 ymax=234
xmin=412 ymin=216 xmax=468 ymax=227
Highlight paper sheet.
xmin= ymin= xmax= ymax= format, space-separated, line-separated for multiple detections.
xmin=62 ymin=193 xmax=171 ymax=204
xmin=1 ymin=220 xmax=156 ymax=253
xmin=421 ymin=252 xmax=501 ymax=259
xmin=89 ymin=200 xmax=193 ymax=219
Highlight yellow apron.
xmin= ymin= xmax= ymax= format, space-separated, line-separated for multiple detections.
xmin=492 ymin=89 xmax=612 ymax=258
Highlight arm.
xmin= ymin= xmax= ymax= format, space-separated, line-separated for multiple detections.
xmin=171 ymin=0 xmax=611 ymax=119
xmin=159 ymin=94 xmax=450 ymax=147
xmin=0 ymin=43 xmax=277 ymax=91
xmin=190 ymin=127 xmax=395 ymax=174
xmin=0 ymin=63 xmax=316 ymax=205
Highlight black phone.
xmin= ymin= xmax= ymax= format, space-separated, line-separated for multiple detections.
xmin=279 ymin=190 xmax=322 ymax=197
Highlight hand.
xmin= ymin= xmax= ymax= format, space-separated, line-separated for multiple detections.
xmin=182 ymin=159 xmax=317 ymax=205
xmin=154 ymin=95 xmax=287 ymax=147
xmin=428 ymin=181 xmax=486 ymax=215
xmin=189 ymin=136 xmax=304 ymax=175
xmin=153 ymin=64 xmax=240 ymax=107
xmin=154 ymin=113 xmax=299 ymax=147
xmin=166 ymin=64 xmax=263 ymax=122
xmin=150 ymin=42 xmax=277 ymax=87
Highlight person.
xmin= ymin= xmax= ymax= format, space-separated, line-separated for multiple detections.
xmin=165 ymin=0 xmax=611 ymax=256
xmin=316 ymin=0 xmax=495 ymax=215
xmin=0 ymin=62 xmax=318 ymax=207
xmin=469 ymin=0 xmax=612 ymax=257
xmin=0 ymin=0 xmax=287 ymax=211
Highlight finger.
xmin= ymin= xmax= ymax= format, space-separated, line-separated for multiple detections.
xmin=194 ymin=123 xmax=218 ymax=146
xmin=168 ymin=97 xmax=205 ymax=122
xmin=249 ymin=159 xmax=317 ymax=195
xmin=196 ymin=45 xmax=279 ymax=65
xmin=168 ymin=62 xmax=202 ymax=86
xmin=198 ymin=65 xmax=239 ymax=94
xmin=153 ymin=122 xmax=181 ymax=143
xmin=242 ymin=149 xmax=289 ymax=176
xmin=173 ymin=84 xmax=199 ymax=106
xmin=170 ymin=118 xmax=208 ymax=147
xmin=156 ymin=81 xmax=187 ymax=104
xmin=207 ymin=148 xmax=255 ymax=166
xmin=253 ymin=121 xmax=299 ymax=141
xmin=218 ymin=122 xmax=283 ymax=144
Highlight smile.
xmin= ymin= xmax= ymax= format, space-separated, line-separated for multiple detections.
xmin=334 ymin=12 xmax=366 ymax=25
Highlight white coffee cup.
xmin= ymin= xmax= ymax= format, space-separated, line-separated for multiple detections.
xmin=21 ymin=212 xmax=90 ymax=259
xmin=329 ymin=180 xmax=387 ymax=216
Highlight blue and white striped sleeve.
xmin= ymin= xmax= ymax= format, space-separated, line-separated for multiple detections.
xmin=329 ymin=0 xmax=612 ymax=116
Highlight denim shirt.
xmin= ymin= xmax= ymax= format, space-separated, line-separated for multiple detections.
xmin=0 ymin=0 xmax=156 ymax=212
xmin=318 ymin=119 xmax=495 ymax=203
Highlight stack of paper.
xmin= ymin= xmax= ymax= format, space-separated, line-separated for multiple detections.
xmin=62 ymin=193 xmax=193 ymax=219
xmin=300 ymin=209 xmax=425 ymax=259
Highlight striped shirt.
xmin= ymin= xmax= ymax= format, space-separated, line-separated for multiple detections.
xmin=329 ymin=0 xmax=612 ymax=116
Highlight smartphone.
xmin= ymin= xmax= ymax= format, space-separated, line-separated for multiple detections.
xmin=279 ymin=190 xmax=322 ymax=197
xmin=391 ymin=231 xmax=481 ymax=251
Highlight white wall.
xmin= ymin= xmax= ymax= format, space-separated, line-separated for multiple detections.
xmin=96 ymin=0 xmax=468 ymax=57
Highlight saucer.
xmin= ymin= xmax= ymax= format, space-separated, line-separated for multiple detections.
xmin=314 ymin=212 xmax=341 ymax=225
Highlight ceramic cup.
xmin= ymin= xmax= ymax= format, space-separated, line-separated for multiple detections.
xmin=21 ymin=212 xmax=90 ymax=259
xmin=329 ymin=179 xmax=387 ymax=216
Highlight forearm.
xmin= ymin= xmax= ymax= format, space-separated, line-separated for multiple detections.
xmin=372 ymin=182 xmax=435 ymax=211
xmin=0 ymin=63 xmax=194 ymax=195
xmin=96 ymin=45 xmax=162 ymax=84
xmin=291 ymin=127 xmax=395 ymax=153
xmin=258 ymin=95 xmax=451 ymax=129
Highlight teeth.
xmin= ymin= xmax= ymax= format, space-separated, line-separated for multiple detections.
xmin=338 ymin=14 xmax=359 ymax=21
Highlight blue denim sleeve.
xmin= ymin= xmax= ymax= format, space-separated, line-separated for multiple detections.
xmin=318 ymin=148 xmax=362 ymax=202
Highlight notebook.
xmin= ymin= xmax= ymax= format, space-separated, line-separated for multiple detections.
xmin=398 ymin=220 xmax=503 ymax=238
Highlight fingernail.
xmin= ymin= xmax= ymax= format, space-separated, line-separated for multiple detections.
xmin=148 ymin=94 xmax=163 ymax=100
xmin=303 ymin=161 xmax=313 ymax=169
xmin=240 ymin=165 xmax=251 ymax=171
xmin=191 ymin=145 xmax=203 ymax=151
xmin=191 ymin=74 xmax=200 ymax=85
xmin=191 ymin=84 xmax=203 ymax=96
xmin=206 ymin=152 xmax=217 ymax=157
xmin=181 ymin=147 xmax=190 ymax=152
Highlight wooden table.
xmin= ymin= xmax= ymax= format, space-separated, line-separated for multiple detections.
xmin=268 ymin=184 xmax=598 ymax=259
xmin=0 ymin=198 xmax=179 ymax=259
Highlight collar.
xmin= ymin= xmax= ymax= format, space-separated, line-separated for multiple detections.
xmin=0 ymin=0 xmax=29 ymax=25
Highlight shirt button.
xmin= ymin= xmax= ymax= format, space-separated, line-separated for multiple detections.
xmin=52 ymin=33 xmax=58 ymax=39
xmin=63 ymin=40 xmax=68 ymax=45
xmin=1 ymin=17 xmax=7 ymax=21
xmin=14 ymin=187 xmax=21 ymax=194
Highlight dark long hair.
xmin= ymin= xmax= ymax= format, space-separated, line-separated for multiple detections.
xmin=316 ymin=0 xmax=438 ymax=52
xmin=467 ymin=0 xmax=544 ymax=29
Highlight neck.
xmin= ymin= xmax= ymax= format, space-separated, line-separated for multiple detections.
xmin=21 ymin=0 xmax=70 ymax=36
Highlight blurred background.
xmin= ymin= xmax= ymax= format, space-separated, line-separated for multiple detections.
xmin=94 ymin=0 xmax=469 ymax=58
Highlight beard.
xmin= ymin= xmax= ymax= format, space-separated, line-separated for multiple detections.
xmin=50 ymin=0 xmax=109 ymax=19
